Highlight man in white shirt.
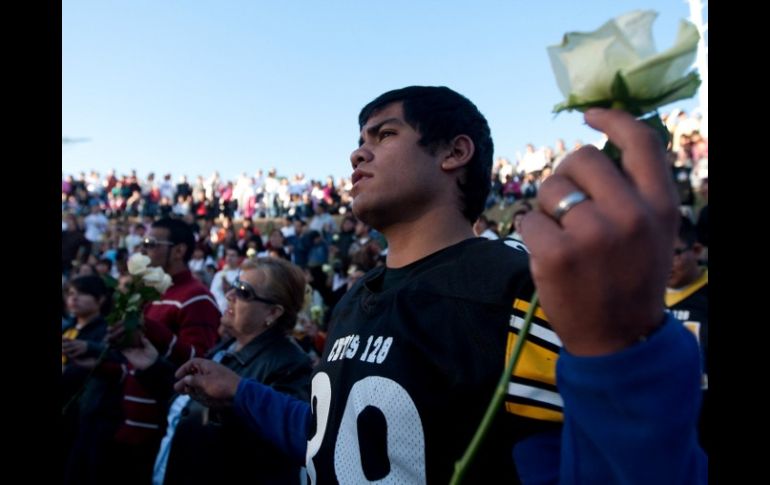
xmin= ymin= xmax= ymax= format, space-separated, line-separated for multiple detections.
xmin=83 ymin=205 xmax=109 ymax=251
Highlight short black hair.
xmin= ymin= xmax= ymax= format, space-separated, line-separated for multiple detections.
xmin=151 ymin=217 xmax=196 ymax=263
xmin=69 ymin=274 xmax=112 ymax=315
xmin=359 ymin=86 xmax=494 ymax=223
xmin=69 ymin=274 xmax=107 ymax=299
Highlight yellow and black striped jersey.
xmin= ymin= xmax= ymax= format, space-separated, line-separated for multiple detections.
xmin=505 ymin=299 xmax=563 ymax=422
xmin=666 ymin=269 xmax=708 ymax=389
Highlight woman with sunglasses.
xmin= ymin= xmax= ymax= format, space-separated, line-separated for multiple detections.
xmin=122 ymin=257 xmax=313 ymax=485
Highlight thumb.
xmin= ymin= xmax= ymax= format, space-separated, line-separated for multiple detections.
xmin=183 ymin=373 xmax=197 ymax=388
xmin=173 ymin=373 xmax=198 ymax=395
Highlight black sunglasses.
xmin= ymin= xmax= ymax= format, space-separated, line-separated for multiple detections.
xmin=231 ymin=278 xmax=277 ymax=305
xmin=142 ymin=237 xmax=175 ymax=250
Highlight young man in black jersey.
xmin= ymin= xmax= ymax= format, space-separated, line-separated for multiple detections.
xmin=173 ymin=86 xmax=706 ymax=483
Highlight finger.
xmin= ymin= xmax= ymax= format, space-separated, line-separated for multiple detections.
xmin=518 ymin=210 xmax=569 ymax=266
xmin=175 ymin=360 xmax=195 ymax=379
xmin=174 ymin=374 xmax=193 ymax=393
xmin=173 ymin=378 xmax=187 ymax=394
xmin=551 ymin=145 xmax=639 ymax=221
xmin=174 ymin=358 xmax=204 ymax=379
xmin=583 ymin=108 xmax=677 ymax=217
xmin=535 ymin=173 xmax=596 ymax=228
xmin=174 ymin=374 xmax=199 ymax=395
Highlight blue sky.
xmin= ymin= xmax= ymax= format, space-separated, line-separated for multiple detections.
xmin=62 ymin=0 xmax=706 ymax=183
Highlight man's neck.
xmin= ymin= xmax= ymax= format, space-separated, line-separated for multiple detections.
xmin=381 ymin=207 xmax=475 ymax=268
xmin=168 ymin=263 xmax=189 ymax=277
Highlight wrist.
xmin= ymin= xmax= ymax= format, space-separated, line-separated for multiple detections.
xmin=563 ymin=312 xmax=666 ymax=357
xmin=229 ymin=375 xmax=243 ymax=400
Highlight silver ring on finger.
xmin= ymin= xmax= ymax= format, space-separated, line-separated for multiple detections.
xmin=553 ymin=190 xmax=590 ymax=223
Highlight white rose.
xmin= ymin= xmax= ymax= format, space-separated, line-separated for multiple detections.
xmin=157 ymin=274 xmax=173 ymax=294
xmin=127 ymin=253 xmax=152 ymax=276
xmin=548 ymin=10 xmax=700 ymax=113
xmin=142 ymin=267 xmax=171 ymax=293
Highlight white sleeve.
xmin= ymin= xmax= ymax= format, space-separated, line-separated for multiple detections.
xmin=209 ymin=271 xmax=227 ymax=312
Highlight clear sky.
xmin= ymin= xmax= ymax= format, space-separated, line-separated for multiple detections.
xmin=62 ymin=0 xmax=706 ymax=183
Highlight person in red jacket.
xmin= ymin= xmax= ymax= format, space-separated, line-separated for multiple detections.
xmin=101 ymin=217 xmax=222 ymax=485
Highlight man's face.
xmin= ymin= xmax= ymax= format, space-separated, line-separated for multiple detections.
xmin=350 ymin=102 xmax=445 ymax=229
xmin=355 ymin=220 xmax=369 ymax=237
xmin=225 ymin=249 xmax=240 ymax=268
xmin=342 ymin=218 xmax=355 ymax=232
xmin=141 ymin=227 xmax=175 ymax=270
xmin=668 ymin=237 xmax=700 ymax=288
xmin=513 ymin=213 xmax=526 ymax=231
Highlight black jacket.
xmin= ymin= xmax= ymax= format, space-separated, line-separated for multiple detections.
xmin=157 ymin=326 xmax=313 ymax=485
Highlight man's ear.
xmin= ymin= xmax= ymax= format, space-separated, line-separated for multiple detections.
xmin=440 ymin=135 xmax=475 ymax=171
xmin=172 ymin=242 xmax=188 ymax=261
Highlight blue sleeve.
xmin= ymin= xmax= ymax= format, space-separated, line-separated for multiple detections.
xmin=514 ymin=314 xmax=708 ymax=484
xmin=232 ymin=377 xmax=312 ymax=465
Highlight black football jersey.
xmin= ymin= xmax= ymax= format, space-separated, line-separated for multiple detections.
xmin=307 ymin=238 xmax=563 ymax=484
xmin=666 ymin=270 xmax=709 ymax=388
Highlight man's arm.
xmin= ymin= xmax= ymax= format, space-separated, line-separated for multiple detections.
xmin=144 ymin=295 xmax=221 ymax=366
xmin=173 ymin=358 xmax=311 ymax=464
xmin=513 ymin=315 xmax=706 ymax=484
xmin=233 ymin=379 xmax=311 ymax=464
xmin=519 ymin=109 xmax=706 ymax=482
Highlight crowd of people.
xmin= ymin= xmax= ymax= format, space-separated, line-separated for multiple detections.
xmin=62 ymin=87 xmax=708 ymax=484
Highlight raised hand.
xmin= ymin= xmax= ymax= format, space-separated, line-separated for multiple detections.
xmin=521 ymin=108 xmax=678 ymax=356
